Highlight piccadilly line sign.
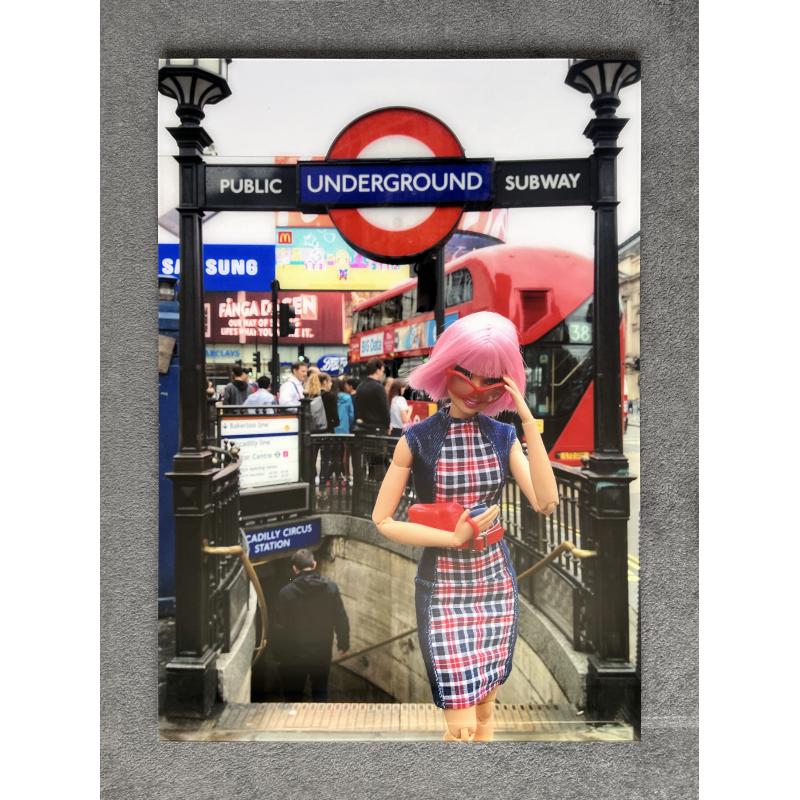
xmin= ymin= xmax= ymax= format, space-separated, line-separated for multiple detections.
xmin=203 ymin=157 xmax=593 ymax=212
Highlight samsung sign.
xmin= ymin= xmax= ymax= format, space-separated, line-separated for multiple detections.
xmin=158 ymin=243 xmax=275 ymax=292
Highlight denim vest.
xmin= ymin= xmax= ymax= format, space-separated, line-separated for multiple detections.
xmin=403 ymin=408 xmax=517 ymax=503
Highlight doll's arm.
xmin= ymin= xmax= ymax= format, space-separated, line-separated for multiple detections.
xmin=509 ymin=438 xmax=558 ymax=516
xmin=503 ymin=376 xmax=559 ymax=514
xmin=372 ymin=437 xmax=499 ymax=547
xmin=519 ymin=424 xmax=559 ymax=514
xmin=509 ymin=440 xmax=556 ymax=515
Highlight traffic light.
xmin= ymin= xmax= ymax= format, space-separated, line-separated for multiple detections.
xmin=253 ymin=351 xmax=261 ymax=372
xmin=278 ymin=301 xmax=297 ymax=337
xmin=414 ymin=253 xmax=437 ymax=313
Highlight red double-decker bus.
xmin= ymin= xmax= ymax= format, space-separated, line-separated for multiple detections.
xmin=348 ymin=244 xmax=625 ymax=466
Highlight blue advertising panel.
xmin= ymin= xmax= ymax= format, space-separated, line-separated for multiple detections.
xmin=298 ymin=160 xmax=494 ymax=207
xmin=158 ymin=243 xmax=275 ymax=292
xmin=393 ymin=312 xmax=458 ymax=354
xmin=245 ymin=518 xmax=322 ymax=559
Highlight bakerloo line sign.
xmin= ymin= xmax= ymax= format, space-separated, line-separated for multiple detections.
xmin=201 ymin=107 xmax=595 ymax=263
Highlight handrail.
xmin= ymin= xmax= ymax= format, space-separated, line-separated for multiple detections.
xmin=202 ymin=539 xmax=269 ymax=665
xmin=331 ymin=541 xmax=596 ymax=666
xmin=331 ymin=628 xmax=418 ymax=665
xmin=516 ymin=540 xmax=595 ymax=581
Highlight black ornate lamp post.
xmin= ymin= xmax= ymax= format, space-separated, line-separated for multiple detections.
xmin=159 ymin=58 xmax=232 ymax=717
xmin=566 ymin=59 xmax=641 ymax=718
xmin=566 ymin=58 xmax=640 ymax=473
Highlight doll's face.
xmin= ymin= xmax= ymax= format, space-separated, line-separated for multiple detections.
xmin=446 ymin=365 xmax=505 ymax=416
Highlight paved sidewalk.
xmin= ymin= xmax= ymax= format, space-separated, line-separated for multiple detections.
xmin=160 ymin=701 xmax=634 ymax=742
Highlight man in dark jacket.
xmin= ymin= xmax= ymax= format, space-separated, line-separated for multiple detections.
xmin=353 ymin=358 xmax=389 ymax=433
xmin=354 ymin=359 xmax=390 ymax=482
xmin=222 ymin=364 xmax=251 ymax=405
xmin=275 ymin=549 xmax=350 ymax=702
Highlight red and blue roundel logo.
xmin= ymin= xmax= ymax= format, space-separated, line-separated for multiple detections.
xmin=325 ymin=107 xmax=465 ymax=263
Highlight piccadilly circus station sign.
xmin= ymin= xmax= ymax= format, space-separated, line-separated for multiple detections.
xmin=203 ymin=107 xmax=593 ymax=263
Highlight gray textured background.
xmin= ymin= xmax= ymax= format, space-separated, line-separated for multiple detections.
xmin=100 ymin=1 xmax=698 ymax=797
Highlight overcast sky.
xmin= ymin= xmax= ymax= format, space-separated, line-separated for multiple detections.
xmin=158 ymin=58 xmax=640 ymax=257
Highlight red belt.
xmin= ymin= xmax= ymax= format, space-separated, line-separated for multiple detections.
xmin=469 ymin=525 xmax=504 ymax=551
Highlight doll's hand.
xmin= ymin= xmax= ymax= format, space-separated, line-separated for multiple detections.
xmin=453 ymin=505 xmax=500 ymax=546
xmin=453 ymin=510 xmax=474 ymax=546
xmin=503 ymin=376 xmax=535 ymax=424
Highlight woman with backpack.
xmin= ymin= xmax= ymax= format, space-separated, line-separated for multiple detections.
xmin=304 ymin=373 xmax=327 ymax=485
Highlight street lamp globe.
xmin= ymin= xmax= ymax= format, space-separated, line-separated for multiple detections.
xmin=565 ymin=59 xmax=641 ymax=117
xmin=158 ymin=58 xmax=231 ymax=126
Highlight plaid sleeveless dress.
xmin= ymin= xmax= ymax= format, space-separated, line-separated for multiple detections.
xmin=414 ymin=415 xmax=519 ymax=709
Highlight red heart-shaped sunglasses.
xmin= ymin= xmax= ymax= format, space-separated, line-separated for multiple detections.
xmin=445 ymin=368 xmax=506 ymax=403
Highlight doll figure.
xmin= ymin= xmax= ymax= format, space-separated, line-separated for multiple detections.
xmin=372 ymin=311 xmax=559 ymax=742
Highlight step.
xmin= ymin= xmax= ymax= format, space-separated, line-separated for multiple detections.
xmin=160 ymin=702 xmax=634 ymax=742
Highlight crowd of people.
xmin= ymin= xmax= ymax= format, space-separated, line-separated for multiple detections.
xmin=211 ymin=358 xmax=413 ymax=435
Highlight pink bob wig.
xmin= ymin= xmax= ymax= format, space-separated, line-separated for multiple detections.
xmin=408 ymin=311 xmax=526 ymax=417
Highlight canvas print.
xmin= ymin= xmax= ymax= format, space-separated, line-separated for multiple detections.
xmin=156 ymin=58 xmax=641 ymax=742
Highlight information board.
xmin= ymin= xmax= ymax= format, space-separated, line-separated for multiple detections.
xmin=219 ymin=414 xmax=299 ymax=489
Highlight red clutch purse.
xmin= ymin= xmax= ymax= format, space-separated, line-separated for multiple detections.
xmin=407 ymin=502 xmax=505 ymax=551
xmin=408 ymin=502 xmax=465 ymax=531
xmin=407 ymin=502 xmax=476 ymax=550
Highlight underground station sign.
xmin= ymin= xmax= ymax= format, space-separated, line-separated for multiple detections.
xmin=203 ymin=107 xmax=594 ymax=261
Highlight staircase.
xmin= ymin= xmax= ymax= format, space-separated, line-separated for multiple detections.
xmin=160 ymin=702 xmax=634 ymax=741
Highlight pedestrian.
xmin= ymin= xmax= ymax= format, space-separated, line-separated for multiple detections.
xmin=275 ymin=549 xmax=350 ymax=702
xmin=278 ymin=360 xmax=308 ymax=407
xmin=206 ymin=378 xmax=219 ymax=439
xmin=319 ymin=373 xmax=341 ymax=482
xmin=335 ymin=377 xmax=355 ymax=434
xmin=388 ymin=378 xmax=411 ymax=436
xmin=222 ymin=365 xmax=251 ymax=406
xmin=305 ymin=373 xmax=327 ymax=484
xmin=354 ymin=358 xmax=389 ymax=434
xmin=304 ymin=373 xmax=327 ymax=431
xmin=354 ymin=358 xmax=391 ymax=483
xmin=371 ymin=312 xmax=559 ymax=742
xmin=244 ymin=375 xmax=277 ymax=407
xmin=335 ymin=377 xmax=356 ymax=480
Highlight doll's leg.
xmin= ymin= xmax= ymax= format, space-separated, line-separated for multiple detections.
xmin=474 ymin=688 xmax=498 ymax=742
xmin=442 ymin=707 xmax=477 ymax=742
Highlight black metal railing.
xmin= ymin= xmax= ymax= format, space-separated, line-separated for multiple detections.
xmin=206 ymin=443 xmax=247 ymax=653
xmin=501 ymin=466 xmax=594 ymax=651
